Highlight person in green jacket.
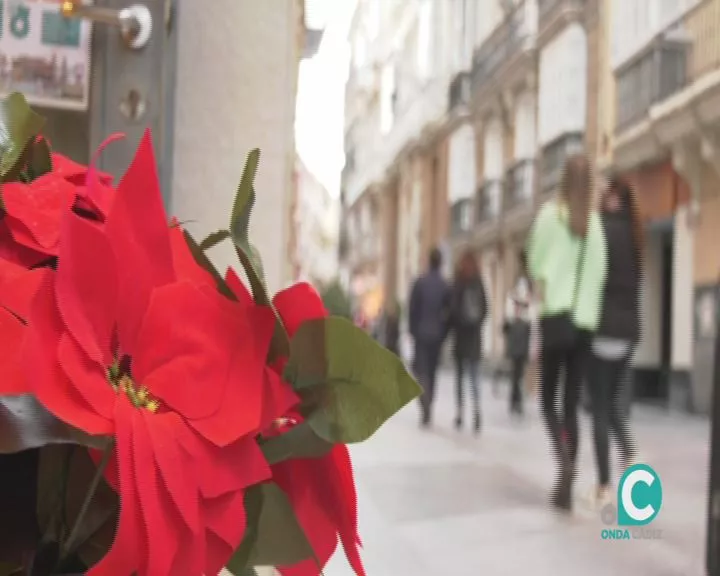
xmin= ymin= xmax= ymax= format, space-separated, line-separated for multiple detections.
xmin=526 ymin=153 xmax=607 ymax=512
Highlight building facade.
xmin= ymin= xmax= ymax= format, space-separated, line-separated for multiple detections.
xmin=344 ymin=0 xmax=719 ymax=415
xmin=290 ymin=157 xmax=340 ymax=286
xmin=342 ymin=0 xmax=454 ymax=321
xmin=600 ymin=0 xmax=720 ymax=414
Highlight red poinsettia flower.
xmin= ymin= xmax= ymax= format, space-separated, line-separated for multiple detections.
xmin=0 ymin=258 xmax=44 ymax=393
xmin=23 ymin=131 xmax=277 ymax=576
xmin=225 ymin=276 xmax=365 ymax=576
xmin=0 ymin=136 xmax=119 ymax=266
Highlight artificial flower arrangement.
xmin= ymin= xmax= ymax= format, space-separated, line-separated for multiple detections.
xmin=0 ymin=93 xmax=421 ymax=576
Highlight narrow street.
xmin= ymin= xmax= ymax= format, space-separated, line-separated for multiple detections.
xmin=325 ymin=370 xmax=710 ymax=576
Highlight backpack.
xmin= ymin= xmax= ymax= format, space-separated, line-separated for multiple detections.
xmin=461 ymin=284 xmax=483 ymax=324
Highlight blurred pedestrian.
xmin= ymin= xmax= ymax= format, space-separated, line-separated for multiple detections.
xmin=503 ymin=260 xmax=531 ymax=416
xmin=586 ymin=176 xmax=641 ymax=508
xmin=449 ymin=249 xmax=488 ymax=433
xmin=378 ymin=299 xmax=401 ymax=356
xmin=409 ymin=247 xmax=451 ymax=428
xmin=526 ymin=153 xmax=608 ymax=512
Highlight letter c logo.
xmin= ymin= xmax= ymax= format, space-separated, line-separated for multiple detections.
xmin=617 ymin=464 xmax=663 ymax=526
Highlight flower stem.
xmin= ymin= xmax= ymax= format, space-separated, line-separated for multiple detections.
xmin=61 ymin=439 xmax=114 ymax=559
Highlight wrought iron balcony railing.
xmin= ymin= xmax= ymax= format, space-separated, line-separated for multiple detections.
xmin=615 ymin=0 xmax=720 ymax=132
xmin=471 ymin=1 xmax=536 ymax=91
xmin=476 ymin=180 xmax=503 ymax=224
xmin=505 ymin=159 xmax=535 ymax=211
xmin=450 ymin=198 xmax=474 ymax=236
xmin=539 ymin=132 xmax=584 ymax=193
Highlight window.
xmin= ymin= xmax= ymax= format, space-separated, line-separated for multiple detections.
xmin=514 ymin=92 xmax=536 ymax=160
xmin=538 ymin=23 xmax=587 ymax=146
xmin=447 ymin=123 xmax=476 ymax=202
xmin=483 ymin=118 xmax=504 ymax=180
xmin=611 ymin=0 xmax=698 ymax=70
xmin=416 ymin=0 xmax=432 ymax=79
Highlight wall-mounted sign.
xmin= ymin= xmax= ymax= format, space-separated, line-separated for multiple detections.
xmin=0 ymin=1 xmax=92 ymax=110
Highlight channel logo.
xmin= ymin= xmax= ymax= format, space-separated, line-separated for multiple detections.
xmin=600 ymin=464 xmax=664 ymax=540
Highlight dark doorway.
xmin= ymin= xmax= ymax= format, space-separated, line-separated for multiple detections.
xmin=658 ymin=229 xmax=674 ymax=404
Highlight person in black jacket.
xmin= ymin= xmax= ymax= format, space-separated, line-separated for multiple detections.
xmin=409 ymin=248 xmax=451 ymax=428
xmin=450 ymin=248 xmax=488 ymax=433
xmin=587 ymin=176 xmax=641 ymax=508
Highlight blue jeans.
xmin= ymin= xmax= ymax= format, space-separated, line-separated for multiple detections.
xmin=455 ymin=357 xmax=480 ymax=420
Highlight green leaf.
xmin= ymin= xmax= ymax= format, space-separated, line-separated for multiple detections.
xmin=36 ymin=445 xmax=118 ymax=571
xmin=228 ymin=150 xmax=269 ymax=305
xmin=199 ymin=229 xmax=230 ymax=251
xmin=259 ymin=422 xmax=334 ymax=465
xmin=182 ymin=230 xmax=237 ymax=301
xmin=0 ymin=92 xmax=45 ymax=180
xmin=225 ymin=487 xmax=263 ymax=575
xmin=27 ymin=137 xmax=53 ymax=180
xmin=283 ymin=317 xmax=423 ymax=444
xmin=0 ymin=395 xmax=108 ymax=454
xmin=250 ymin=483 xmax=315 ymax=567
xmin=228 ymin=150 xmax=290 ymax=360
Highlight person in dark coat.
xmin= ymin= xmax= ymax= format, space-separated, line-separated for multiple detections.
xmin=379 ymin=300 xmax=400 ymax=356
xmin=449 ymin=248 xmax=488 ymax=433
xmin=586 ymin=176 xmax=641 ymax=509
xmin=409 ymin=247 xmax=451 ymax=428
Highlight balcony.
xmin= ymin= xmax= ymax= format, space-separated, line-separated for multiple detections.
xmin=615 ymin=39 xmax=689 ymax=132
xmin=612 ymin=0 xmax=720 ymax=170
xmin=539 ymin=132 xmax=584 ymax=193
xmin=538 ymin=0 xmax=586 ymax=40
xmin=616 ymin=0 xmax=720 ymax=134
xmin=471 ymin=1 xmax=537 ymax=93
xmin=505 ymin=159 xmax=535 ymax=211
xmin=450 ymin=198 xmax=474 ymax=236
xmin=448 ymin=72 xmax=472 ymax=113
xmin=476 ymin=180 xmax=503 ymax=224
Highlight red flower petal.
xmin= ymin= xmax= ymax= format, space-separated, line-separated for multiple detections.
xmin=181 ymin=433 xmax=270 ymax=500
xmin=274 ymin=461 xmax=338 ymax=576
xmin=104 ymin=130 xmax=174 ymax=356
xmin=202 ymin=488 xmax=248 ymax=576
xmin=24 ymin=271 xmax=113 ymax=436
xmin=57 ymin=332 xmax=115 ymax=421
xmin=132 ymin=410 xmax=182 ymax=576
xmin=52 ymin=152 xmax=113 ymax=186
xmin=87 ymin=398 xmax=144 ymax=576
xmin=188 ymin=302 xmax=273 ymax=445
xmin=259 ymin=366 xmax=300 ymax=433
xmin=0 ymin=260 xmax=44 ymax=320
xmin=169 ymin=225 xmax=216 ymax=289
xmin=131 ymin=282 xmax=231 ymax=422
xmin=146 ymin=411 xmax=201 ymax=535
xmin=55 ymin=211 xmax=117 ymax=365
xmin=273 ymin=282 xmax=328 ymax=337
xmin=0 ymin=219 xmax=47 ymax=267
xmin=274 ymin=445 xmax=365 ymax=576
xmin=2 ymin=176 xmax=75 ymax=251
xmin=78 ymin=133 xmax=123 ymax=217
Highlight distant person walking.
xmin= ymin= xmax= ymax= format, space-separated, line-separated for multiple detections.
xmin=503 ymin=256 xmax=531 ymax=416
xmin=449 ymin=249 xmax=488 ymax=433
xmin=526 ymin=154 xmax=608 ymax=512
xmin=409 ymin=247 xmax=451 ymax=428
xmin=587 ymin=176 xmax=641 ymax=508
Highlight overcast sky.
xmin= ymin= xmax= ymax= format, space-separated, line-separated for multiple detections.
xmin=295 ymin=0 xmax=358 ymax=198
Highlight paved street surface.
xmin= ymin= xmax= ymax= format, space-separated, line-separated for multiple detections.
xmin=324 ymin=370 xmax=711 ymax=576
